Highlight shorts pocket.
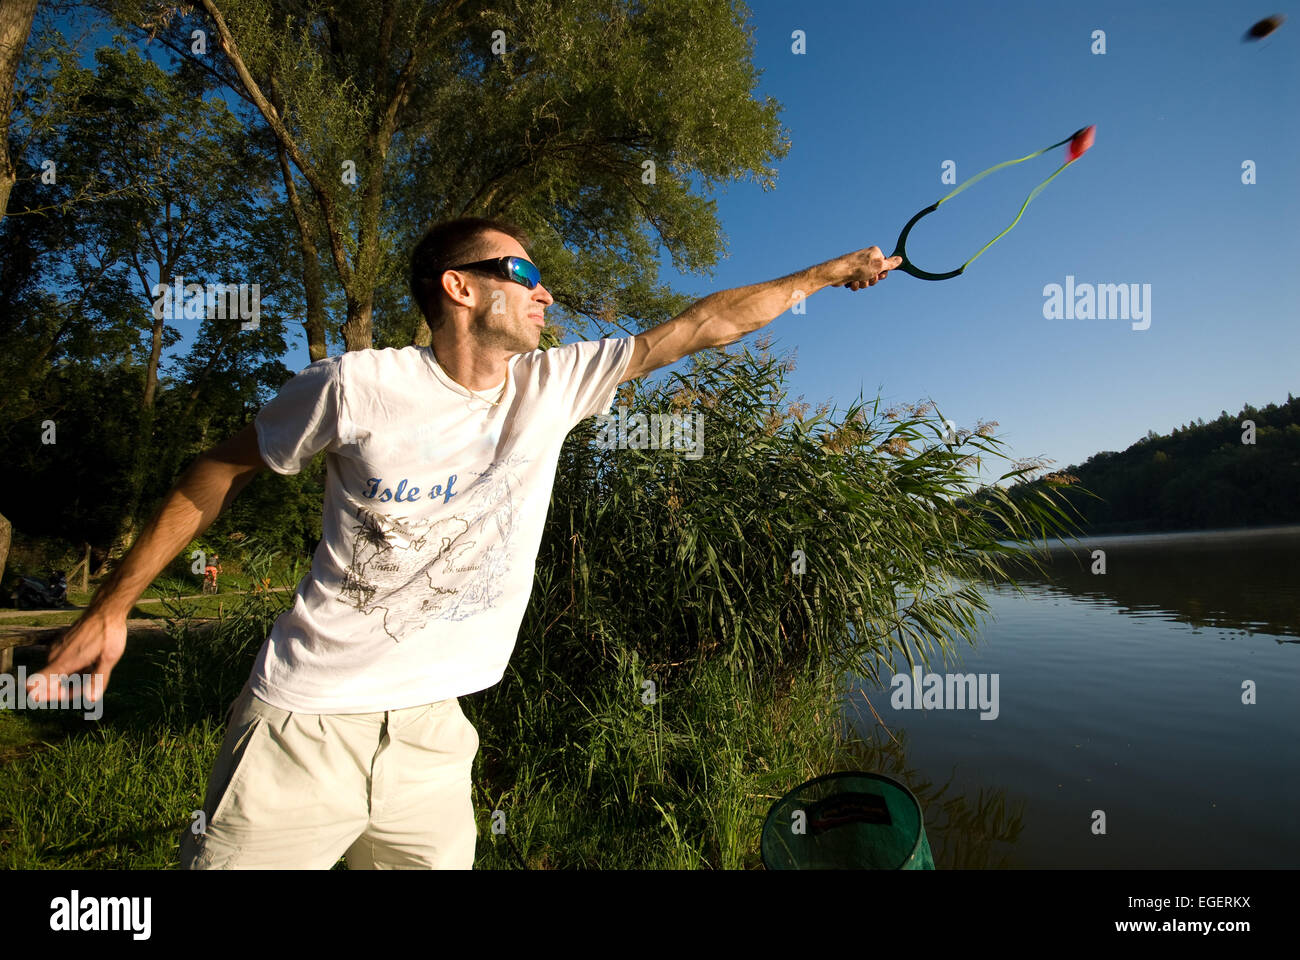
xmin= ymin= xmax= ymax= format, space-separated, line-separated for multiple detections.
xmin=206 ymin=716 xmax=268 ymax=829
xmin=243 ymin=692 xmax=292 ymax=734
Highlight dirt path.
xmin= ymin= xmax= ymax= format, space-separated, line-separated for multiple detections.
xmin=2 ymin=617 xmax=225 ymax=641
xmin=0 ymin=586 xmax=293 ymax=621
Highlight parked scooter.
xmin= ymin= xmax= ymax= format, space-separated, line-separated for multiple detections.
xmin=11 ymin=570 xmax=70 ymax=609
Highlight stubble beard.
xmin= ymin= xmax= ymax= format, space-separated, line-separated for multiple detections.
xmin=472 ymin=306 xmax=540 ymax=356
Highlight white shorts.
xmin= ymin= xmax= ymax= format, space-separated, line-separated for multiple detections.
xmin=178 ymin=681 xmax=479 ymax=869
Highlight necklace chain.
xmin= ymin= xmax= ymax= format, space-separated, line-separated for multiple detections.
xmin=476 ymin=382 xmax=507 ymax=408
xmin=430 ymin=347 xmax=507 ymax=408
xmin=466 ymin=377 xmax=507 ymax=409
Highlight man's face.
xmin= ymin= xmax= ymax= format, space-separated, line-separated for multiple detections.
xmin=452 ymin=230 xmax=554 ymax=355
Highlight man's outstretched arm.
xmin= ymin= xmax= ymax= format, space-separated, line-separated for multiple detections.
xmin=620 ymin=245 xmax=901 ymax=384
xmin=25 ymin=422 xmax=267 ymax=704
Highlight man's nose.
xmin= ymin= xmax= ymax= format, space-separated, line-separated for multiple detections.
xmin=534 ymin=285 xmax=554 ymax=306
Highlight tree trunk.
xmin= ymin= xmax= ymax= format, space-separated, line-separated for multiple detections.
xmin=299 ymin=226 xmax=328 ymax=361
xmin=142 ymin=302 xmax=164 ymax=409
xmin=0 ymin=511 xmax=11 ymax=587
xmin=111 ymin=404 xmax=156 ymax=562
xmin=0 ymin=0 xmax=38 ymax=226
xmin=341 ymin=298 xmax=373 ymax=353
xmin=271 ymin=88 xmax=329 ymax=361
xmin=411 ymin=319 xmax=431 ymax=348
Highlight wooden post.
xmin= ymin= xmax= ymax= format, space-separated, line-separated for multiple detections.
xmin=80 ymin=542 xmax=90 ymax=593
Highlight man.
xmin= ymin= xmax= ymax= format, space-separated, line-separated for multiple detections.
xmin=26 ymin=216 xmax=898 ymax=868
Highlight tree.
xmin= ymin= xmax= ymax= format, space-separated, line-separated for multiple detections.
xmin=110 ymin=0 xmax=789 ymax=355
xmin=0 ymin=32 xmax=299 ymax=558
xmin=4 ymin=0 xmax=792 ymax=565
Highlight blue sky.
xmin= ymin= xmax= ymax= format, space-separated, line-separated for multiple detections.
xmin=125 ymin=0 xmax=1297 ymax=480
xmin=637 ymin=0 xmax=1299 ymax=479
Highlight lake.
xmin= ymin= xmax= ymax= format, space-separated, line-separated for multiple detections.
xmin=840 ymin=525 xmax=1300 ymax=868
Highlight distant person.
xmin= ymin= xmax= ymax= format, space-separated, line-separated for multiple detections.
xmin=202 ymin=554 xmax=221 ymax=594
xmin=25 ymin=216 xmax=897 ymax=868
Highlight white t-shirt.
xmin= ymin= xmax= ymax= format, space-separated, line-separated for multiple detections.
xmin=248 ymin=337 xmax=635 ymax=713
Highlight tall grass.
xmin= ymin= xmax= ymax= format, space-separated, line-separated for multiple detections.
xmin=466 ymin=336 xmax=1074 ymax=867
xmin=0 ymin=336 xmax=1077 ymax=868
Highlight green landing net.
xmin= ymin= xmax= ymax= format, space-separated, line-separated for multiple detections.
xmin=761 ymin=771 xmax=935 ymax=869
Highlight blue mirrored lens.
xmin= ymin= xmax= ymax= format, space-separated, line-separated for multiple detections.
xmin=508 ymin=257 xmax=540 ymax=289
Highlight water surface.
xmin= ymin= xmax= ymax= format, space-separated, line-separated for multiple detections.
xmin=841 ymin=525 xmax=1300 ymax=867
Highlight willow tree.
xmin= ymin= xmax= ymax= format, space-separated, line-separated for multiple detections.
xmin=110 ymin=0 xmax=788 ymax=356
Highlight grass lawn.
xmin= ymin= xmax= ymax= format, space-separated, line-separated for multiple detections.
xmin=0 ymin=598 xmax=878 ymax=870
xmin=0 ymin=627 xmax=181 ymax=762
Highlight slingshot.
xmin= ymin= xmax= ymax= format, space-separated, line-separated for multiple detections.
xmin=891 ymin=125 xmax=1096 ymax=281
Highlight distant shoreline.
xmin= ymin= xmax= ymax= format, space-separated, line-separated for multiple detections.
xmin=997 ymin=522 xmax=1300 ymax=551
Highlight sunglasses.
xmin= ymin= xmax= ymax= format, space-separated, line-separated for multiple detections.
xmin=444 ymin=256 xmax=541 ymax=290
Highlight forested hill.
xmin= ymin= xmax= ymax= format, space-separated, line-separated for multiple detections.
xmin=1003 ymin=393 xmax=1300 ymax=535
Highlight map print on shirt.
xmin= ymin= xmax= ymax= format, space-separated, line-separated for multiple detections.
xmin=339 ymin=452 xmax=530 ymax=641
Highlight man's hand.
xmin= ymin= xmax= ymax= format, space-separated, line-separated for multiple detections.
xmin=22 ymin=422 xmax=265 ymax=706
xmin=831 ymin=246 xmax=903 ymax=291
xmin=25 ymin=611 xmax=127 ymax=706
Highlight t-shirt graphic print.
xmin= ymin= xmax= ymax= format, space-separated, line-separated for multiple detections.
xmin=248 ymin=336 xmax=634 ymax=713
xmin=341 ymin=450 xmax=528 ymax=639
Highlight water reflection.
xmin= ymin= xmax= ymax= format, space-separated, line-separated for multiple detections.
xmin=838 ymin=713 xmax=1026 ymax=869
xmin=991 ymin=526 xmax=1300 ymax=641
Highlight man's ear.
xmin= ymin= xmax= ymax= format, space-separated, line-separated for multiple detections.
xmin=441 ymin=269 xmax=476 ymax=311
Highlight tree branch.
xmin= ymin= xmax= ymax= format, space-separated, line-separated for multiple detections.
xmin=196 ymin=0 xmax=355 ymax=292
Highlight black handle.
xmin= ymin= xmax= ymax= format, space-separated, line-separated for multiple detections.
xmin=891 ymin=202 xmax=966 ymax=281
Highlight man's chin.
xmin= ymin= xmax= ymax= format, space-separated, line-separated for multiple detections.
xmin=503 ymin=336 xmax=540 ymax=357
xmin=474 ymin=322 xmax=540 ymax=354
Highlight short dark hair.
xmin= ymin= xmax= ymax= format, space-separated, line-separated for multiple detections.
xmin=409 ymin=216 xmax=533 ymax=333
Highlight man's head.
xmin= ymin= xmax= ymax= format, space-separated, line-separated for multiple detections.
xmin=409 ymin=217 xmax=554 ymax=356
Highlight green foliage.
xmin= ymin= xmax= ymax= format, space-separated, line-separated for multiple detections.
xmin=136 ymin=538 xmax=301 ymax=724
xmin=2 ymin=1 xmax=796 ymax=557
xmin=0 ymin=363 xmax=148 ymax=546
xmin=519 ymin=335 xmax=1077 ymax=694
xmin=0 ymin=3 xmax=1082 ymax=868
xmin=0 ymin=22 xmax=304 ymax=553
xmin=1008 ymin=396 xmax=1300 ymax=534
xmin=105 ymin=0 xmax=791 ymax=350
xmin=457 ymin=336 xmax=1076 ymax=865
xmin=206 ymin=456 xmax=327 ymax=561
xmin=0 ymin=340 xmax=1073 ymax=869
